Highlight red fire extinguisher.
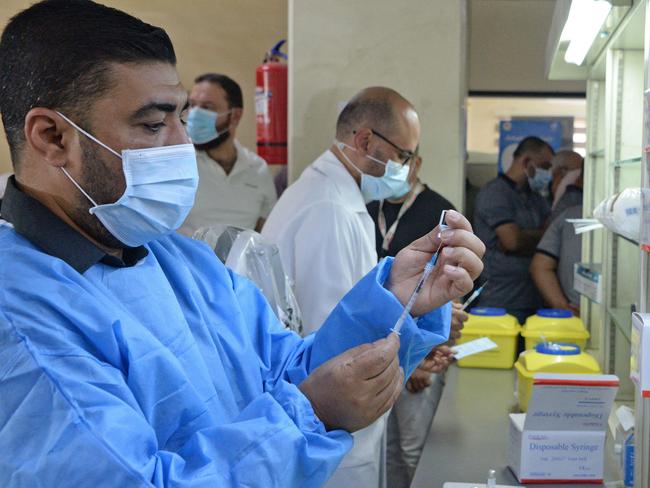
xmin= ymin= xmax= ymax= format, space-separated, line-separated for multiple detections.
xmin=256 ymin=40 xmax=287 ymax=165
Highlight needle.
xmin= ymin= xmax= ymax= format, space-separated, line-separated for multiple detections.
xmin=461 ymin=281 xmax=488 ymax=311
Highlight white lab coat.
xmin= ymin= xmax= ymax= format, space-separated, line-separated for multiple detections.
xmin=263 ymin=149 xmax=386 ymax=488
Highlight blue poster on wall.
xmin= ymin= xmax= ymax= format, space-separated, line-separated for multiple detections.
xmin=498 ymin=119 xmax=566 ymax=174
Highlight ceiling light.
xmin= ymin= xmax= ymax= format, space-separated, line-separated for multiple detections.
xmin=562 ymin=0 xmax=612 ymax=66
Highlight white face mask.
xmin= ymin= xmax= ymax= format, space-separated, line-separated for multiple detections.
xmin=528 ymin=165 xmax=552 ymax=194
xmin=56 ymin=112 xmax=199 ymax=247
xmin=335 ymin=140 xmax=411 ymax=203
xmin=186 ymin=107 xmax=231 ymax=144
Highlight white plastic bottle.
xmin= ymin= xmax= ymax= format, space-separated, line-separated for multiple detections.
xmin=486 ymin=469 xmax=497 ymax=488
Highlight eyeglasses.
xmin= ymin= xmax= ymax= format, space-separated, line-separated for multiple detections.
xmin=361 ymin=129 xmax=415 ymax=165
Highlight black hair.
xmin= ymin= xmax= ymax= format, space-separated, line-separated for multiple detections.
xmin=194 ymin=73 xmax=244 ymax=109
xmin=513 ymin=136 xmax=555 ymax=158
xmin=336 ymin=96 xmax=396 ymax=139
xmin=0 ymin=0 xmax=176 ymax=166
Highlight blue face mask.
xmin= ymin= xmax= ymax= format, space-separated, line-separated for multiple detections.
xmin=336 ymin=140 xmax=411 ymax=203
xmin=528 ymin=165 xmax=552 ymax=194
xmin=186 ymin=107 xmax=230 ymax=145
xmin=57 ymin=112 xmax=199 ymax=247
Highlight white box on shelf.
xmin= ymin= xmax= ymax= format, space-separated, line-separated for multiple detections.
xmin=574 ymin=263 xmax=603 ymax=304
xmin=507 ymin=373 xmax=619 ymax=484
xmin=631 ymin=313 xmax=650 ymax=399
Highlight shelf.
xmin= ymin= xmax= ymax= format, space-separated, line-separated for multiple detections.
xmin=613 ymin=156 xmax=642 ymax=167
xmin=615 ymin=394 xmax=636 ymax=403
xmin=613 ymin=399 xmax=635 ymax=410
xmin=603 ymin=227 xmax=640 ymax=246
xmin=608 ymin=306 xmax=633 ymax=343
xmin=577 ymin=293 xmax=602 ymax=303
xmin=612 ymin=230 xmax=640 ymax=246
xmin=589 ymin=148 xmax=605 ymax=158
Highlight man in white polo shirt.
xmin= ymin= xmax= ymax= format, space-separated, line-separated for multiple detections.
xmin=180 ymin=73 xmax=277 ymax=235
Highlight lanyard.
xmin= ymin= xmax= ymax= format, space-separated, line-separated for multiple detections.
xmin=377 ymin=182 xmax=424 ymax=252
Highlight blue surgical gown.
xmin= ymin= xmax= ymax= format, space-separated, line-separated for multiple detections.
xmin=0 ymin=228 xmax=450 ymax=487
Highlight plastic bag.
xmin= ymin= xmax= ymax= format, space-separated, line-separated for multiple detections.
xmin=592 ymin=188 xmax=642 ymax=242
xmin=193 ymin=225 xmax=303 ymax=335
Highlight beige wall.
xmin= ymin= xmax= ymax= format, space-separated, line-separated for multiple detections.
xmin=0 ymin=0 xmax=287 ymax=173
xmin=467 ymin=96 xmax=586 ymax=159
xmin=469 ymin=0 xmax=586 ymax=94
xmin=289 ymin=0 xmax=467 ymax=210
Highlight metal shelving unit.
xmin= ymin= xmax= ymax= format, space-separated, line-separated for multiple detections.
xmin=635 ymin=3 xmax=650 ymax=485
xmin=547 ymin=1 xmax=650 ymax=484
xmin=583 ymin=46 xmax=642 ymax=403
xmin=605 ymin=43 xmax=643 ymax=398
xmin=613 ymin=155 xmax=643 ymax=166
xmin=608 ymin=305 xmax=635 ymax=342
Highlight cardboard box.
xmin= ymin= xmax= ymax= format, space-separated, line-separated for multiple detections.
xmin=507 ymin=373 xmax=619 ymax=484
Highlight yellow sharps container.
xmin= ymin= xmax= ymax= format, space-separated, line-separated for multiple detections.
xmin=456 ymin=307 xmax=520 ymax=369
xmin=521 ymin=309 xmax=589 ymax=350
xmin=514 ymin=342 xmax=601 ymax=411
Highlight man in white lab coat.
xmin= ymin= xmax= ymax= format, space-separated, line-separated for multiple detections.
xmin=263 ymin=86 xmax=424 ymax=488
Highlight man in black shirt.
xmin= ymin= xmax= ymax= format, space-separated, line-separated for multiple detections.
xmin=368 ymin=153 xmax=465 ymax=488
xmin=368 ymin=164 xmax=454 ymax=260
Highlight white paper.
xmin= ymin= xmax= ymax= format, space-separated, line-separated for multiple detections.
xmin=254 ymin=88 xmax=269 ymax=124
xmin=451 ymin=337 xmax=498 ymax=360
xmin=615 ymin=405 xmax=635 ymax=432
xmin=567 ymin=218 xmax=603 ymax=235
xmin=574 ymin=263 xmax=602 ymax=303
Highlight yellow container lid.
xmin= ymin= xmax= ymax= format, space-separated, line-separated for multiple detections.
xmin=516 ymin=343 xmax=601 ymax=379
xmin=521 ymin=309 xmax=589 ymax=339
xmin=464 ymin=307 xmax=520 ymax=336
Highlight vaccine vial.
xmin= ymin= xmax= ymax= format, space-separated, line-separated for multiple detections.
xmin=486 ymin=469 xmax=497 ymax=488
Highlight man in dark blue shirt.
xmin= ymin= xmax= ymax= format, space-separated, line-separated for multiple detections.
xmin=473 ymin=136 xmax=554 ymax=323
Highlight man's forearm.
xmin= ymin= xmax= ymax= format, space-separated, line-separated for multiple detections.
xmin=309 ymin=259 xmax=450 ymax=378
xmin=531 ymin=266 xmax=570 ymax=309
xmin=496 ymin=224 xmax=544 ymax=256
xmin=517 ymin=229 xmax=544 ymax=256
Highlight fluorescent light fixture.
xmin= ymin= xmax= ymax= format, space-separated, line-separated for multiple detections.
xmin=562 ymin=0 xmax=612 ymax=66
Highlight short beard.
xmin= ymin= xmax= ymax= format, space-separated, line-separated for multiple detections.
xmin=70 ymin=137 xmax=129 ymax=249
xmin=194 ymin=129 xmax=230 ymax=152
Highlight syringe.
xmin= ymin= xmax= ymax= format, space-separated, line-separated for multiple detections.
xmin=391 ymin=210 xmax=449 ymax=335
xmin=461 ymin=281 xmax=488 ymax=311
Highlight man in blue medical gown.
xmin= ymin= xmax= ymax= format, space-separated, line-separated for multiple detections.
xmin=0 ymin=1 xmax=485 ymax=486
